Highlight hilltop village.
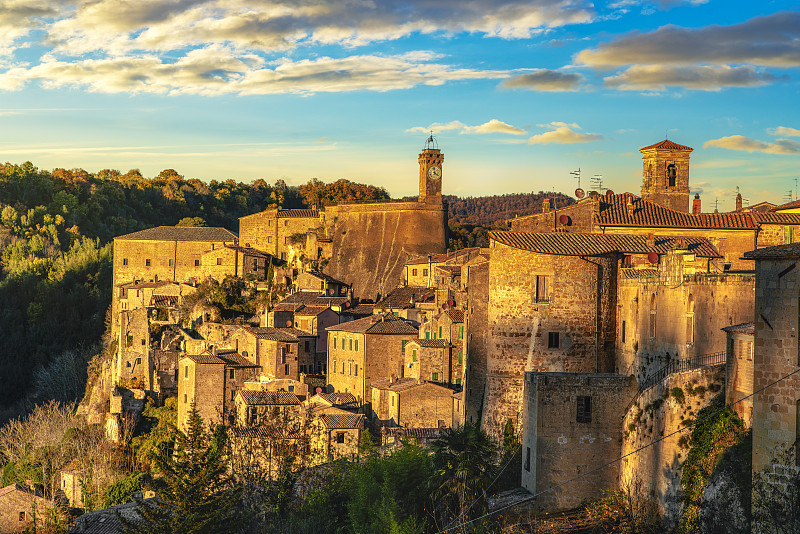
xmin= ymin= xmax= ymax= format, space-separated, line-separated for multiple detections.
xmin=6 ymin=137 xmax=800 ymax=532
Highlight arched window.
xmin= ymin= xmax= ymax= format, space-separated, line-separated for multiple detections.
xmin=667 ymin=164 xmax=676 ymax=187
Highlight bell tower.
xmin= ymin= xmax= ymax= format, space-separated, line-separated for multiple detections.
xmin=640 ymin=139 xmax=692 ymax=213
xmin=419 ymin=134 xmax=443 ymax=204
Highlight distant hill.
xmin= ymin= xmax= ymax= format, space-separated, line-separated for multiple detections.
xmin=445 ymin=192 xmax=575 ymax=227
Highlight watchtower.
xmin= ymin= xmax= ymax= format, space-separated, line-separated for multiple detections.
xmin=640 ymin=139 xmax=693 ymax=213
xmin=419 ymin=134 xmax=443 ymax=204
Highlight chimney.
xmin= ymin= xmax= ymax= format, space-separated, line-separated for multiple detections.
xmin=736 ymin=192 xmax=743 ymax=211
xmin=626 ymin=195 xmax=634 ymax=215
xmin=692 ymin=194 xmax=701 ymax=214
xmin=646 ymin=233 xmax=655 ymax=249
xmin=542 ymin=198 xmax=550 ymax=212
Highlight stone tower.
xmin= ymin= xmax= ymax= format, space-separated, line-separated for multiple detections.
xmin=418 ymin=135 xmax=443 ymax=204
xmin=640 ymin=139 xmax=693 ymax=213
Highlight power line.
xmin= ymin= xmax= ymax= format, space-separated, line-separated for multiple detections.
xmin=436 ymin=366 xmax=800 ymax=533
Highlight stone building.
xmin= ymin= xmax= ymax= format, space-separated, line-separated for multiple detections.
xmin=373 ymin=285 xmax=436 ymax=323
xmin=521 ymin=372 xmax=636 ymax=511
xmin=482 ymin=231 xmax=720 ymax=436
xmin=235 ymin=390 xmax=301 ymax=426
xmin=295 ymin=271 xmax=350 ymax=295
xmin=404 ymin=339 xmax=462 ymax=386
xmin=0 ymin=483 xmax=53 ymax=533
xmin=177 ymin=349 xmax=259 ymax=431
xmin=639 ymin=140 xmax=692 ymax=212
xmin=238 ymin=209 xmax=322 ymax=262
xmin=371 ymin=377 xmax=454 ymax=428
xmin=742 ymin=243 xmax=800 ymax=498
xmin=326 ymin=313 xmax=419 ymax=405
xmin=723 ymin=322 xmax=754 ymax=426
xmin=403 ymin=247 xmax=482 ymax=287
xmin=199 ymin=244 xmax=281 ymax=281
xmin=310 ymin=412 xmax=365 ymax=463
xmin=460 ymin=253 xmax=490 ymax=425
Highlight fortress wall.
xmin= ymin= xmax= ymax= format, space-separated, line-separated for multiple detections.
xmin=324 ymin=202 xmax=447 ymax=299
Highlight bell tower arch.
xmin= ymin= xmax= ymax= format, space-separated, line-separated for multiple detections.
xmin=419 ymin=134 xmax=443 ymax=205
xmin=640 ymin=139 xmax=693 ymax=213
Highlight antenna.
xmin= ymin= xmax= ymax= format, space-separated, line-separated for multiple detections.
xmin=591 ymin=174 xmax=605 ymax=194
xmin=714 ymin=197 xmax=720 ymax=212
xmin=571 ymin=169 xmax=585 ymax=199
xmin=785 ymin=190 xmax=794 ymax=204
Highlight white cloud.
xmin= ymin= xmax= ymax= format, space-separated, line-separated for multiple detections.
xmin=704 ymin=135 xmax=800 ymax=155
xmin=499 ymin=69 xmax=582 ymax=91
xmin=528 ymin=122 xmax=602 ymax=145
xmin=407 ymin=119 xmax=525 ymax=135
xmin=769 ymin=126 xmax=800 ymax=138
xmin=0 ymin=49 xmax=509 ymax=95
xmin=604 ymin=64 xmax=780 ymax=91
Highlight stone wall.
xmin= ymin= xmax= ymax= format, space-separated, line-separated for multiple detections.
xmin=116 ymin=308 xmax=152 ymax=389
xmin=725 ymin=331 xmax=754 ymax=426
xmin=521 ymin=372 xmax=636 ymax=511
xmin=0 ymin=485 xmax=50 ymax=533
xmin=325 ymin=202 xmax=447 ymax=299
xmin=509 ymin=198 xmax=596 ymax=233
xmin=398 ymin=383 xmax=454 ymax=428
xmin=620 ymin=367 xmax=723 ymax=525
xmin=482 ymin=242 xmax=618 ymax=436
xmin=464 ymin=257 xmax=489 ymax=425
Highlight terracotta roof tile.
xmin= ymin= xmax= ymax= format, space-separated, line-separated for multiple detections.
xmin=722 ymin=322 xmax=755 ymax=335
xmin=489 ymin=230 xmax=721 ymax=258
xmin=383 ymin=427 xmax=442 ymax=439
xmin=149 ymin=295 xmax=179 ymax=307
xmin=327 ymin=313 xmax=418 ymax=335
xmin=405 ymin=247 xmax=480 ymax=265
xmin=320 ymin=413 xmax=365 ymax=429
xmin=596 ymin=194 xmax=757 ymax=229
xmin=743 ymin=243 xmax=800 ymax=259
xmin=277 ymin=209 xmax=319 ymax=218
xmin=294 ymin=306 xmax=332 ymax=317
xmin=313 ymin=392 xmax=359 ymax=407
xmin=116 ymin=226 xmax=237 ymax=242
xmin=183 ymin=354 xmax=225 ymax=365
xmin=244 ymin=327 xmax=301 ymax=342
xmin=216 ymin=350 xmax=258 ymax=367
xmin=239 ymin=390 xmax=300 ymax=405
xmin=302 ymin=271 xmax=349 ymax=286
xmin=224 ymin=245 xmax=273 ymax=259
xmin=409 ymin=339 xmax=450 ymax=348
xmin=278 ymin=291 xmax=350 ymax=308
xmin=375 ymin=285 xmax=436 ymax=309
xmin=639 ymin=139 xmax=693 ymax=151
xmin=444 ymin=309 xmax=464 ymax=323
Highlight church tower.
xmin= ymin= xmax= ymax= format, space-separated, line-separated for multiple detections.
xmin=640 ymin=139 xmax=693 ymax=213
xmin=418 ymin=135 xmax=443 ymax=204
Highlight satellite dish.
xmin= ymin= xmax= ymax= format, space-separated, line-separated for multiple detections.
xmin=329 ymin=288 xmax=334 ymax=295
xmin=241 ymin=350 xmax=248 ymax=358
xmin=447 ymin=299 xmax=455 ymax=307
xmin=575 ymin=188 xmax=585 ymax=199
xmin=286 ymin=320 xmax=293 ymax=327
xmin=245 ymin=243 xmax=250 ymax=247
xmin=606 ymin=190 xmax=615 ymax=197
xmin=315 ymin=386 xmax=322 ymax=394
xmin=559 ymin=214 xmax=570 ymax=226
xmin=344 ymin=301 xmax=350 ymax=308
xmin=647 ymin=252 xmax=659 ymax=264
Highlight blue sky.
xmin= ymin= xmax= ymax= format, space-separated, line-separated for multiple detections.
xmin=0 ymin=0 xmax=798 ymax=210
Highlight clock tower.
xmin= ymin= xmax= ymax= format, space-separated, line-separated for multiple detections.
xmin=419 ymin=135 xmax=443 ymax=205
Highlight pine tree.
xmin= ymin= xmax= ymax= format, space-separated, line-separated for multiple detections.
xmin=119 ymin=406 xmax=242 ymax=534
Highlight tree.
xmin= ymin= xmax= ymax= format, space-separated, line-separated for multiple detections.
xmin=119 ymin=406 xmax=242 ymax=534
xmin=430 ymin=422 xmax=497 ymax=527
xmin=175 ymin=217 xmax=206 ymax=227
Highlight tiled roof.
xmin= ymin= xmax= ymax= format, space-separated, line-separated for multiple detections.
xmin=278 ymin=291 xmax=350 ymax=308
xmin=490 ymin=230 xmax=721 ymax=258
xmin=405 ymin=247 xmax=480 ymax=265
xmin=224 ymin=244 xmax=272 ymax=259
xmin=327 ymin=313 xmax=418 ymax=335
xmin=302 ymin=271 xmax=349 ymax=286
xmin=244 ymin=327 xmax=301 ymax=342
xmin=239 ymin=390 xmax=300 ymax=405
xmin=272 ymin=302 xmax=305 ymax=313
xmin=769 ymin=199 xmax=799 ymax=211
xmin=183 ymin=354 xmax=226 ymax=365
xmin=371 ymin=377 xmax=421 ymax=392
xmin=320 ymin=413 xmax=365 ymax=429
xmin=444 ymin=309 xmax=464 ymax=323
xmin=620 ymin=268 xmax=659 ymax=279
xmin=117 ymin=280 xmax=173 ymax=289
xmin=314 ymin=392 xmax=359 ymax=407
xmin=277 ymin=209 xmax=319 ymax=218
xmin=295 ymin=305 xmax=331 ymax=317
xmin=216 ymin=349 xmax=258 ymax=367
xmin=116 ymin=226 xmax=237 ymax=242
xmin=436 ymin=265 xmax=462 ymax=275
xmin=70 ymin=499 xmax=156 ymax=534
xmin=639 ymin=139 xmax=693 ymax=151
xmin=752 ymin=213 xmax=800 ymax=225
xmin=383 ymin=427 xmax=442 ymax=439
xmin=743 ymin=243 xmax=800 ymax=259
xmin=595 ymin=194 xmax=757 ymax=229
xmin=409 ymin=339 xmax=450 ymax=348
xmin=0 ymin=483 xmax=42 ymax=499
xmin=722 ymin=322 xmax=755 ymax=335
xmin=150 ymin=295 xmax=179 ymax=307
xmin=375 ymin=285 xmax=436 ymax=309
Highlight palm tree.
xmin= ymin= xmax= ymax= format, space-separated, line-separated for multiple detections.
xmin=430 ymin=422 xmax=497 ymax=527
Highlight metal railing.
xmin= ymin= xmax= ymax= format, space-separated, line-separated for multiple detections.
xmin=625 ymin=350 xmax=726 ymax=413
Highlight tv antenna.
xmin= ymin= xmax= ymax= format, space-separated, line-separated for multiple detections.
xmin=785 ymin=190 xmax=794 ymax=204
xmin=571 ymin=168 xmax=584 ymax=198
xmin=591 ymin=174 xmax=605 ymax=194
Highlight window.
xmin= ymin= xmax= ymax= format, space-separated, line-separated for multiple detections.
xmin=354 ymin=338 xmax=359 ymax=351
xmin=231 ymin=390 xmax=236 ymax=401
xmin=305 ymin=340 xmax=310 ymax=352
xmin=336 ymin=432 xmax=345 ymax=444
xmin=432 ymin=372 xmax=438 ymax=381
xmin=412 ymin=268 xmax=418 ymax=276
xmin=280 ymin=348 xmax=286 ymax=364
xmin=169 ymin=259 xmax=174 ymax=266
xmin=458 ymin=350 xmax=463 ymax=365
xmin=285 ymin=364 xmax=289 ymax=375
xmin=253 ymin=259 xmax=258 ymax=269
xmin=341 ymin=361 xmax=345 ymax=373
xmin=667 ymin=164 xmax=676 ymax=187
xmin=391 ymin=396 xmax=395 ymax=406
xmin=525 ymin=447 xmax=531 ymax=472
xmin=145 ymin=258 xmax=151 ymax=266
xmin=455 ymin=378 xmax=461 ymax=385
xmin=402 ymin=339 xmax=409 ymax=352
xmin=349 ymin=339 xmax=353 ymax=351
xmin=621 ymin=321 xmax=626 ymax=343
xmin=289 ymin=385 xmax=295 ymax=392
xmin=577 ymin=396 xmax=592 ymax=423
xmin=284 ymin=237 xmax=289 ymax=244
xmin=185 ymin=366 xmax=188 ymax=378
xmin=229 ymin=369 xmax=235 ymax=379
xmin=354 ymin=364 xmax=358 ymax=376
xmin=269 ymin=220 xmax=272 ymax=226
xmin=268 ymin=236 xmax=272 ymax=243
xmin=333 ymin=337 xmax=337 ymax=350
xmin=136 ymin=357 xmax=142 ymax=364
xmin=333 ymin=359 xmax=337 ymax=373
xmin=423 ymin=269 xmax=428 ymax=276
xmin=459 ymin=325 xmax=463 ymax=339
xmin=412 ymin=349 xmax=417 ymax=362
xmin=284 ymin=220 xmax=288 ymax=226
xmin=194 ymin=259 xmax=200 ymax=266
xmin=141 ymin=338 xmax=146 ymax=346
xmin=439 ymin=326 xmax=443 ymax=338
xmin=535 ymin=275 xmax=551 ymax=303
xmin=184 ymin=394 xmax=187 ymax=403
xmin=122 ymin=258 xmax=128 ymax=266
xmin=216 ymin=257 xmax=222 ymax=265
xmin=19 ymin=512 xmax=25 ymax=522
xmin=349 ymin=362 xmax=352 ymax=375
xmin=426 ymin=331 xmax=430 ymax=339
xmin=547 ymin=332 xmax=560 ymax=349
xmin=281 ymin=252 xmax=286 ymax=260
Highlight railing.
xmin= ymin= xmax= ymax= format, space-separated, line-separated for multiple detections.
xmin=625 ymin=351 xmax=726 ymax=413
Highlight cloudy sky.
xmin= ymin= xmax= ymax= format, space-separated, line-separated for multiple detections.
xmin=0 ymin=0 xmax=798 ymax=208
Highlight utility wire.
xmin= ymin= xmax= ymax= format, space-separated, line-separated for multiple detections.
xmin=436 ymin=366 xmax=800 ymax=533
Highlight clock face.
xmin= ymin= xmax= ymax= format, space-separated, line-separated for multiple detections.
xmin=427 ymin=165 xmax=441 ymax=180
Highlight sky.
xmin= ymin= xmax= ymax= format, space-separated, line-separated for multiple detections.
xmin=0 ymin=0 xmax=798 ymax=210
